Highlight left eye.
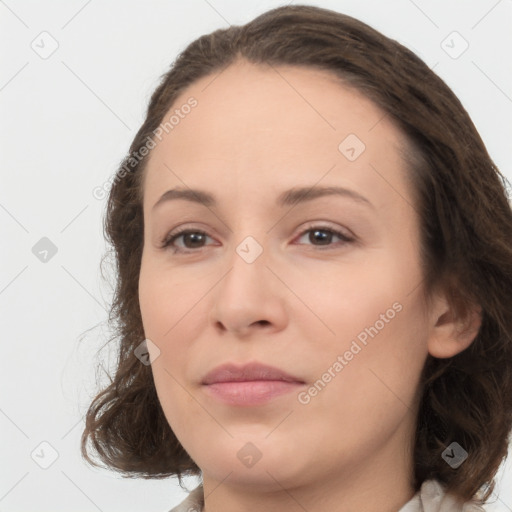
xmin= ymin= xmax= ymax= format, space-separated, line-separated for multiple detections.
xmin=161 ymin=225 xmax=354 ymax=253
xmin=295 ymin=226 xmax=354 ymax=248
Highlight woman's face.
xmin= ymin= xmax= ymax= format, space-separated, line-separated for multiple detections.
xmin=138 ymin=60 xmax=434 ymax=493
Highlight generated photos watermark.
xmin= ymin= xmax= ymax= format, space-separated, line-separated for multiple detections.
xmin=92 ymin=96 xmax=198 ymax=200
xmin=297 ymin=301 xmax=403 ymax=405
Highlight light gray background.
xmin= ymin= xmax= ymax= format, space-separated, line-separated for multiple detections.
xmin=1 ymin=0 xmax=511 ymax=511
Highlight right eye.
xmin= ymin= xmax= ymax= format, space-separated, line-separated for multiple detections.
xmin=160 ymin=228 xmax=215 ymax=254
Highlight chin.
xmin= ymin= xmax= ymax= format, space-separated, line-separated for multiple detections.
xmin=192 ymin=435 xmax=311 ymax=489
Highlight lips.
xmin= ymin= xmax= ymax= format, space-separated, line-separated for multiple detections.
xmin=201 ymin=361 xmax=304 ymax=385
xmin=201 ymin=361 xmax=305 ymax=406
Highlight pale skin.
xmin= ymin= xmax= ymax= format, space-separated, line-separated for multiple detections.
xmin=138 ymin=59 xmax=482 ymax=512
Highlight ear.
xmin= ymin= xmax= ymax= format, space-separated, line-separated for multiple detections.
xmin=427 ymin=293 xmax=483 ymax=359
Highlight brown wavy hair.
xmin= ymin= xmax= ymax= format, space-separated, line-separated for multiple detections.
xmin=81 ymin=4 xmax=512 ymax=503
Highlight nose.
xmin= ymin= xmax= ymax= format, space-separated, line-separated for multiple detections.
xmin=209 ymin=239 xmax=288 ymax=338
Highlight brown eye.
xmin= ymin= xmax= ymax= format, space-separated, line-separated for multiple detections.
xmin=295 ymin=226 xmax=354 ymax=249
xmin=161 ymin=229 xmax=213 ymax=253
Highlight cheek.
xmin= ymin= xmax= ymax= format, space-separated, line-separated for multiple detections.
xmin=293 ymin=298 xmax=427 ymax=468
xmin=139 ymin=260 xmax=208 ymax=345
xmin=294 ymin=249 xmax=428 ymax=405
xmin=287 ymin=254 xmax=405 ymax=348
xmin=138 ymin=261 xmax=211 ymax=417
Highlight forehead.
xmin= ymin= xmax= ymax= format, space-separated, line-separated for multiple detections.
xmin=142 ymin=60 xmax=411 ymax=213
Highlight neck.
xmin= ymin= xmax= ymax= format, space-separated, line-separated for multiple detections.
xmin=201 ymin=424 xmax=417 ymax=512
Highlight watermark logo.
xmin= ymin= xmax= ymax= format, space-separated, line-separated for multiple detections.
xmin=31 ymin=441 xmax=59 ymax=469
xmin=236 ymin=236 xmax=263 ymax=264
xmin=338 ymin=133 xmax=366 ymax=161
xmin=32 ymin=237 xmax=58 ymax=263
xmin=31 ymin=31 xmax=59 ymax=60
xmin=441 ymin=31 xmax=469 ymax=59
xmin=237 ymin=442 xmax=263 ymax=468
xmin=442 ymin=441 xmax=468 ymax=469
xmin=134 ymin=339 xmax=161 ymax=365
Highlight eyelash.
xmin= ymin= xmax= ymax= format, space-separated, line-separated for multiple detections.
xmin=160 ymin=224 xmax=355 ymax=254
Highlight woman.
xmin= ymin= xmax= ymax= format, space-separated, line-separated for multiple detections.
xmin=81 ymin=5 xmax=512 ymax=511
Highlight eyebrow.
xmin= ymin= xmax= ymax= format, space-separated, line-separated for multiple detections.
xmin=152 ymin=185 xmax=374 ymax=211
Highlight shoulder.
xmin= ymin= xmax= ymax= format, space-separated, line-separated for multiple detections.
xmin=417 ymin=479 xmax=486 ymax=512
xmin=167 ymin=484 xmax=204 ymax=512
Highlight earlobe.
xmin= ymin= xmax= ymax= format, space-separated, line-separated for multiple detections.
xmin=427 ymin=297 xmax=483 ymax=359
